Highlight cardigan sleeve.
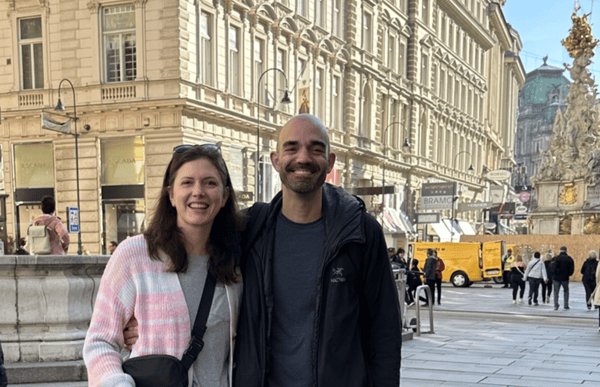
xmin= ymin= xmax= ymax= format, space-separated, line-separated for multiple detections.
xmin=84 ymin=247 xmax=137 ymax=387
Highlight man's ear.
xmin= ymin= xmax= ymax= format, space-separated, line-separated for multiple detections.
xmin=271 ymin=152 xmax=281 ymax=172
xmin=327 ymin=152 xmax=336 ymax=173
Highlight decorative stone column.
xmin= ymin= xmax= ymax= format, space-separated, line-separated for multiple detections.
xmin=0 ymin=255 xmax=109 ymax=363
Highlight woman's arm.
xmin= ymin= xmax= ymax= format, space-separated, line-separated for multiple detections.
xmin=83 ymin=250 xmax=136 ymax=387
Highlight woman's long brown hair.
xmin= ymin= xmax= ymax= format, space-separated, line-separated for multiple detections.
xmin=144 ymin=146 xmax=245 ymax=284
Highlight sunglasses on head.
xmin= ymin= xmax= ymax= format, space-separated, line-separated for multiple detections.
xmin=173 ymin=143 xmax=220 ymax=153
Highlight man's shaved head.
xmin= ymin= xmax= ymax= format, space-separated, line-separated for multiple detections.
xmin=278 ymin=114 xmax=330 ymax=154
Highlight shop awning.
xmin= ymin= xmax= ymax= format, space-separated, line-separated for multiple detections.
xmin=458 ymin=220 xmax=476 ymax=235
xmin=430 ymin=221 xmax=453 ymax=242
xmin=379 ymin=208 xmax=415 ymax=236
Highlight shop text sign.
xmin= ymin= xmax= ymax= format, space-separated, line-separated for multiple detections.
xmin=421 ymin=182 xmax=455 ymax=210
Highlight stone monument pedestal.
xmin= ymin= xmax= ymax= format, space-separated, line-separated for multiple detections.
xmin=531 ymin=179 xmax=600 ymax=235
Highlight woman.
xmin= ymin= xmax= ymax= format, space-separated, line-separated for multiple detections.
xmin=523 ymin=251 xmax=548 ymax=306
xmin=510 ymin=255 xmax=526 ymax=304
xmin=84 ymin=145 xmax=244 ymax=386
xmin=581 ymin=250 xmax=598 ymax=309
xmin=541 ymin=252 xmax=554 ymax=303
xmin=32 ymin=196 xmax=69 ymax=254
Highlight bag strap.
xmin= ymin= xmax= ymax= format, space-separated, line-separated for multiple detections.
xmin=180 ymin=270 xmax=217 ymax=370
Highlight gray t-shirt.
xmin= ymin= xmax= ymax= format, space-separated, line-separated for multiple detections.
xmin=268 ymin=212 xmax=324 ymax=387
xmin=178 ymin=255 xmax=232 ymax=387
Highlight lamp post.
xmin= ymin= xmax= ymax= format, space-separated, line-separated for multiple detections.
xmin=256 ymin=68 xmax=292 ymax=202
xmin=450 ymin=151 xmax=474 ymax=242
xmin=381 ymin=121 xmax=410 ymax=225
xmin=55 ymin=79 xmax=82 ymax=255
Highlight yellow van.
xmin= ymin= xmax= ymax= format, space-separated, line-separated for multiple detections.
xmin=410 ymin=241 xmax=504 ymax=287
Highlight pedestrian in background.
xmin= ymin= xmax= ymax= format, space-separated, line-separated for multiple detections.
xmin=433 ymin=250 xmax=445 ymax=305
xmin=108 ymin=240 xmax=118 ymax=255
xmin=541 ymin=252 xmax=555 ymax=303
xmin=581 ymin=250 xmax=598 ymax=310
xmin=32 ymin=196 xmax=70 ymax=254
xmin=553 ymin=246 xmax=575 ymax=310
xmin=14 ymin=237 xmax=28 ymax=255
xmin=395 ymin=248 xmax=407 ymax=267
xmin=423 ymin=248 xmax=437 ymax=306
xmin=590 ymin=259 xmax=600 ymax=331
xmin=502 ymin=249 xmax=515 ymax=288
xmin=510 ymin=255 xmax=526 ymax=304
xmin=406 ymin=259 xmax=423 ymax=306
xmin=523 ymin=251 xmax=547 ymax=306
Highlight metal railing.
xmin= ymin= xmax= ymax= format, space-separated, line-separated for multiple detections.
xmin=414 ymin=285 xmax=435 ymax=336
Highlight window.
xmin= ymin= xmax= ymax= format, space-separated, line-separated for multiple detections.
xmin=103 ymin=5 xmax=136 ymax=83
xmin=19 ymin=17 xmax=44 ymax=90
xmin=363 ymin=13 xmax=372 ymax=53
xmin=388 ymin=34 xmax=396 ymax=71
xmin=332 ymin=75 xmax=342 ymax=129
xmin=399 ymin=42 xmax=406 ymax=76
xmin=448 ymin=25 xmax=454 ymax=50
xmin=277 ymin=49 xmax=288 ymax=111
xmin=422 ymin=0 xmax=429 ymax=25
xmin=316 ymin=0 xmax=325 ymax=27
xmin=439 ymin=69 xmax=446 ymax=99
xmin=361 ymin=85 xmax=371 ymax=138
xmin=315 ymin=68 xmax=325 ymax=120
xmin=421 ymin=55 xmax=428 ymax=85
xmin=229 ymin=26 xmax=241 ymax=96
xmin=298 ymin=0 xmax=307 ymax=16
xmin=441 ymin=15 xmax=447 ymax=44
xmin=333 ymin=0 xmax=342 ymax=37
xmin=199 ymin=12 xmax=213 ymax=86
xmin=254 ymin=39 xmax=265 ymax=100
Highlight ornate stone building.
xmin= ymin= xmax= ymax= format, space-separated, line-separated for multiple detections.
xmin=514 ymin=59 xmax=570 ymax=190
xmin=0 ymin=0 xmax=523 ymax=253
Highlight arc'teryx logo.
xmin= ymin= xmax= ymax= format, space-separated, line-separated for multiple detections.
xmin=331 ymin=267 xmax=346 ymax=283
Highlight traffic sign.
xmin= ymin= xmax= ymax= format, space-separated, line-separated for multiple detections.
xmin=519 ymin=192 xmax=531 ymax=202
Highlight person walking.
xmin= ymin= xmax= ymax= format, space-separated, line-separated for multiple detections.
xmin=233 ymin=114 xmax=401 ymax=387
xmin=510 ymin=255 xmax=526 ymax=304
xmin=502 ymin=249 xmax=515 ymax=288
xmin=541 ymin=252 xmax=555 ymax=303
xmin=433 ymin=250 xmax=445 ymax=305
xmin=581 ymin=250 xmax=598 ymax=309
xmin=553 ymin=246 xmax=575 ymax=310
xmin=423 ymin=248 xmax=437 ymax=306
xmin=32 ymin=196 xmax=70 ymax=254
xmin=523 ymin=252 xmax=548 ymax=306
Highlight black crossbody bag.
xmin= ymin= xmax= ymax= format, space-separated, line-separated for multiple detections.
xmin=121 ymin=272 xmax=217 ymax=387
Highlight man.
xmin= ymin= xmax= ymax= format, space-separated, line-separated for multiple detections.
xmin=433 ymin=250 xmax=445 ymax=305
xmin=502 ymin=249 xmax=515 ymax=288
xmin=422 ymin=248 xmax=437 ymax=306
xmin=108 ymin=241 xmax=118 ymax=254
xmin=553 ymin=246 xmax=575 ymax=310
xmin=234 ymin=114 xmax=401 ymax=386
xmin=388 ymin=247 xmax=397 ymax=262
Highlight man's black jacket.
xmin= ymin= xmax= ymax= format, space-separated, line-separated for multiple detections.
xmin=233 ymin=184 xmax=401 ymax=387
xmin=553 ymin=252 xmax=575 ymax=281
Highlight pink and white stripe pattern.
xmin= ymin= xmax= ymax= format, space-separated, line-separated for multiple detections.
xmin=84 ymin=234 xmax=197 ymax=387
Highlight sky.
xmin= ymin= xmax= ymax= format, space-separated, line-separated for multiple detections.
xmin=503 ymin=0 xmax=600 ymax=78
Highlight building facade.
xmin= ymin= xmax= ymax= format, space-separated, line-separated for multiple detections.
xmin=514 ymin=59 xmax=570 ymax=190
xmin=0 ymin=0 xmax=523 ymax=253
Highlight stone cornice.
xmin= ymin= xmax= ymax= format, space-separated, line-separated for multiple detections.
xmin=438 ymin=0 xmax=495 ymax=50
xmin=488 ymin=3 xmax=512 ymax=51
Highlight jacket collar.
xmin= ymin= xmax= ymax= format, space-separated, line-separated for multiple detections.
xmin=266 ymin=184 xmax=365 ymax=247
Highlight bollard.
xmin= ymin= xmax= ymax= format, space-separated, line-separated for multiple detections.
xmin=414 ymin=284 xmax=435 ymax=336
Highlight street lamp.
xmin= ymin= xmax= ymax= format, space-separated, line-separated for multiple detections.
xmin=256 ymin=68 xmax=292 ymax=202
xmin=55 ymin=79 xmax=83 ymax=255
xmin=381 ymin=121 xmax=410 ymax=225
xmin=450 ymin=151 xmax=474 ymax=242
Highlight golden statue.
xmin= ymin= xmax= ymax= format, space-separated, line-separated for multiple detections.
xmin=562 ymin=11 xmax=599 ymax=58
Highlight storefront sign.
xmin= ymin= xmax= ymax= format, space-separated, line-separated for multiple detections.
xmin=457 ymin=201 xmax=492 ymax=212
xmin=101 ymin=137 xmax=145 ymax=185
xmin=415 ymin=213 xmax=440 ymax=224
xmin=14 ymin=143 xmax=54 ymax=188
xmin=421 ymin=182 xmax=455 ymax=210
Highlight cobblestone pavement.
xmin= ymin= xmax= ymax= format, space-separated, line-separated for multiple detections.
xmin=401 ymin=282 xmax=600 ymax=386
